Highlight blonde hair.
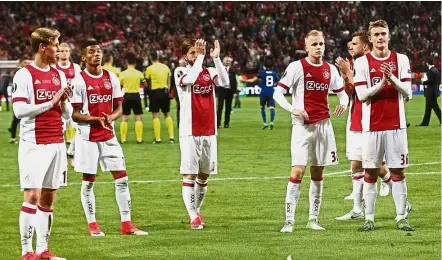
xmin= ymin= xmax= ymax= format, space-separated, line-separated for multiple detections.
xmin=30 ymin=27 xmax=60 ymax=53
xmin=305 ymin=30 xmax=324 ymax=39
xmin=59 ymin=42 xmax=70 ymax=49
xmin=368 ymin=20 xmax=389 ymax=35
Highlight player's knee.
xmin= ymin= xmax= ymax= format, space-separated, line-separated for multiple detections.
xmin=182 ymin=174 xmax=197 ymax=181
xmin=351 ymin=161 xmax=363 ymax=173
xmin=310 ymin=166 xmax=324 ymax=180
xmin=290 ymin=166 xmax=305 ymax=179
xmin=364 ymin=168 xmax=380 ymax=178
xmin=269 ymin=106 xmax=275 ymax=110
xmin=24 ymin=189 xmax=40 ymax=205
xmin=389 ymin=168 xmax=405 ymax=178
xmin=197 ymin=172 xmax=209 ymax=182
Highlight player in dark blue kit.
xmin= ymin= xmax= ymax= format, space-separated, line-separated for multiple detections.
xmin=241 ymin=60 xmax=279 ymax=129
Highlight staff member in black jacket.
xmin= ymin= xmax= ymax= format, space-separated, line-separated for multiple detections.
xmin=418 ymin=59 xmax=441 ymax=126
xmin=217 ymin=57 xmax=237 ymax=128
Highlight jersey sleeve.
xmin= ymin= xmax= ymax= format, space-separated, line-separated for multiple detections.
xmin=12 ymin=68 xmax=32 ymax=103
xmin=109 ymin=71 xmax=123 ymax=101
xmin=398 ymin=54 xmax=412 ymax=82
xmin=353 ymin=57 xmax=368 ymax=88
xmin=174 ymin=67 xmax=186 ymax=88
xmin=207 ymin=67 xmax=218 ymax=82
xmin=74 ymin=64 xmax=82 ymax=75
xmin=330 ymin=65 xmax=345 ymax=93
xmin=70 ymin=75 xmax=86 ymax=109
xmin=276 ymin=61 xmax=301 ymax=94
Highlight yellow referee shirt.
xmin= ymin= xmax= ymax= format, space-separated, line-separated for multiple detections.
xmin=103 ymin=64 xmax=121 ymax=77
xmin=119 ymin=68 xmax=146 ymax=93
xmin=145 ymin=62 xmax=171 ymax=90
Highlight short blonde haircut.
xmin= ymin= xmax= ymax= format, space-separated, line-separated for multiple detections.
xmin=305 ymin=30 xmax=324 ymax=39
xmin=59 ymin=42 xmax=70 ymax=49
xmin=368 ymin=20 xmax=389 ymax=35
xmin=30 ymin=28 xmax=60 ymax=53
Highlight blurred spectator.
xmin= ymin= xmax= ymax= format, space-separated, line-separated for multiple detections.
xmin=0 ymin=2 xmax=439 ymax=74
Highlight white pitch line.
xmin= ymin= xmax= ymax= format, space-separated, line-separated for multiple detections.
xmin=0 ymin=162 xmax=439 ymax=188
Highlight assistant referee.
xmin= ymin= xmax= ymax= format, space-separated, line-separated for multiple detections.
xmin=145 ymin=51 xmax=174 ymax=143
xmin=119 ymin=53 xmax=146 ymax=144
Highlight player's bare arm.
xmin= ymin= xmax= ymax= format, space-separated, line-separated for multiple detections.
xmin=72 ymin=107 xmax=112 ymax=131
xmin=102 ymin=100 xmax=123 ymax=125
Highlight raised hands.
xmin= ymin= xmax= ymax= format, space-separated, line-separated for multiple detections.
xmin=52 ymin=85 xmax=72 ymax=106
xmin=194 ymin=39 xmax=206 ymax=55
xmin=210 ymin=40 xmax=220 ymax=59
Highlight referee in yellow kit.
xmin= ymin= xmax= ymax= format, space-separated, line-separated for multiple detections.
xmin=145 ymin=51 xmax=174 ymax=143
xmin=119 ymin=53 xmax=146 ymax=144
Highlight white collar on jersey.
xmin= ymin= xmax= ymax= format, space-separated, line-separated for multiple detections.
xmin=305 ymin=57 xmax=323 ymax=67
xmin=370 ymin=50 xmax=391 ymax=61
xmin=57 ymin=61 xmax=72 ymax=69
xmin=30 ymin=62 xmax=51 ymax=72
xmin=83 ymin=68 xmax=104 ymax=78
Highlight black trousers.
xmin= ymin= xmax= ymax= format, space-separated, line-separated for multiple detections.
xmin=9 ymin=113 xmax=20 ymax=138
xmin=0 ymin=92 xmax=9 ymax=111
xmin=217 ymin=88 xmax=234 ymax=127
xmin=421 ymin=95 xmax=441 ymax=125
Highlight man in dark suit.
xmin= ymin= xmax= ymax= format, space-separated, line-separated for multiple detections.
xmin=418 ymin=59 xmax=441 ymax=126
xmin=217 ymin=57 xmax=237 ymax=128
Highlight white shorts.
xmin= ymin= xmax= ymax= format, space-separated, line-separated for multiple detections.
xmin=179 ymin=135 xmax=217 ymax=174
xmin=362 ymin=129 xmax=409 ymax=169
xmin=291 ymin=118 xmax=338 ymax=166
xmin=74 ymin=136 xmax=126 ymax=174
xmin=346 ymin=129 xmax=362 ymax=161
xmin=18 ymin=139 xmax=67 ymax=190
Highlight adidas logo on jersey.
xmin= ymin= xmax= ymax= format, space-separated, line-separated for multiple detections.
xmin=370 ymin=68 xmax=376 ymax=73
xmin=34 ymin=79 xmax=41 ymax=84
xmin=306 ymin=73 xmax=312 ymax=77
xmin=87 ymin=86 xmax=94 ymax=90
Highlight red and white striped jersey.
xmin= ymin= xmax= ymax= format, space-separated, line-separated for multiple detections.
xmin=12 ymin=64 xmax=67 ymax=144
xmin=175 ymin=66 xmax=219 ymax=136
xmin=55 ymin=62 xmax=81 ymax=85
xmin=353 ymin=51 xmax=411 ymax=131
xmin=277 ymin=58 xmax=344 ymax=124
xmin=71 ymin=69 xmax=123 ymax=142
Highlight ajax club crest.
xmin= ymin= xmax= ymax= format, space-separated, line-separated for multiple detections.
xmin=52 ymin=76 xmax=60 ymax=86
xmin=203 ymin=73 xmax=211 ymax=82
xmin=322 ymin=69 xmax=330 ymax=80
xmin=104 ymin=79 xmax=112 ymax=89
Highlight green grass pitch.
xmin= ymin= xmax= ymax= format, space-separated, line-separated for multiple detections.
xmin=0 ymin=96 xmax=440 ymax=259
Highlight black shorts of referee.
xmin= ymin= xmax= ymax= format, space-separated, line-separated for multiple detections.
xmin=149 ymin=88 xmax=170 ymax=113
xmin=122 ymin=93 xmax=143 ymax=115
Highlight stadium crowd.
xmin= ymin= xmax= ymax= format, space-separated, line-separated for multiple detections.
xmin=0 ymin=1 xmax=440 ymax=73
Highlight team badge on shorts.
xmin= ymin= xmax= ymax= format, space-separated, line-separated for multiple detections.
xmin=52 ymin=76 xmax=60 ymax=86
xmin=104 ymin=79 xmax=112 ymax=89
xmin=322 ymin=69 xmax=330 ymax=80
